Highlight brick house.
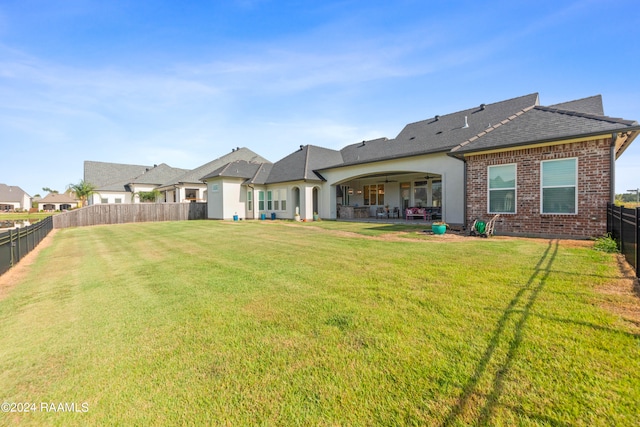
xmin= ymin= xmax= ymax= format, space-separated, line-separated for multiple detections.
xmin=450 ymin=96 xmax=639 ymax=238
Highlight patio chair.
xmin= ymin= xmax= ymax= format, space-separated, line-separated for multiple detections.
xmin=376 ymin=207 xmax=387 ymax=218
xmin=390 ymin=207 xmax=400 ymax=218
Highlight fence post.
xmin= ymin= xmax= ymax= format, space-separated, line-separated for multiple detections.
xmin=9 ymin=229 xmax=15 ymax=268
xmin=617 ymin=205 xmax=624 ymax=254
xmin=636 ymin=207 xmax=639 ymax=278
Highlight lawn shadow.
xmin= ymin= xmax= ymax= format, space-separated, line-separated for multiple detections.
xmin=441 ymin=239 xmax=559 ymax=426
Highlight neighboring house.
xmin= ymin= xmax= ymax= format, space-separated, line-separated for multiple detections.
xmin=84 ymin=162 xmax=187 ymax=204
xmin=38 ymin=193 xmax=79 ymax=211
xmin=0 ymin=184 xmax=31 ymax=211
xmin=200 ymin=93 xmax=638 ymax=238
xmin=156 ymin=147 xmax=270 ymax=203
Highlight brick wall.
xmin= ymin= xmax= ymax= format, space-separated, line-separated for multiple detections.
xmin=465 ymin=138 xmax=612 ymax=238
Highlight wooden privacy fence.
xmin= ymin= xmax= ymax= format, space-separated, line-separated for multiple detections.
xmin=607 ymin=203 xmax=639 ymax=278
xmin=0 ymin=216 xmax=53 ymax=276
xmin=53 ymin=203 xmax=207 ymax=229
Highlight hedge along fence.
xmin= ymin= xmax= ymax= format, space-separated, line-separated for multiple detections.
xmin=0 ymin=216 xmax=53 ymax=276
xmin=53 ymin=203 xmax=207 ymax=229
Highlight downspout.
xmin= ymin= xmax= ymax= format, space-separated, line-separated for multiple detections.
xmin=248 ymin=184 xmax=255 ymax=220
xmin=610 ymin=132 xmax=617 ymax=203
xmin=463 ymin=158 xmax=468 ymax=230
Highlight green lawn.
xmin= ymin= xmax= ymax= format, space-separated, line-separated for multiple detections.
xmin=0 ymin=220 xmax=638 ymax=425
xmin=0 ymin=212 xmax=54 ymax=222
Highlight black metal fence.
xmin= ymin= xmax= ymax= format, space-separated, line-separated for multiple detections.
xmin=607 ymin=204 xmax=639 ymax=278
xmin=0 ymin=216 xmax=53 ymax=276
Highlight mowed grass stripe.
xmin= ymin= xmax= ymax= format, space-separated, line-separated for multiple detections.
xmin=0 ymin=220 xmax=638 ymax=425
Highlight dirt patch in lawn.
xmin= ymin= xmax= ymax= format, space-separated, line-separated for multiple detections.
xmin=0 ymin=229 xmax=58 ymax=301
xmin=597 ymin=255 xmax=640 ymax=331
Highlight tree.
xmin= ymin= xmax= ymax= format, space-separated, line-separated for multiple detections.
xmin=131 ymin=189 xmax=161 ymax=203
xmin=42 ymin=187 xmax=58 ymax=194
xmin=68 ymin=180 xmax=96 ymax=207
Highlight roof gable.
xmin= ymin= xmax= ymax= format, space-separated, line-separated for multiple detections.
xmin=161 ymin=147 xmax=271 ymax=187
xmin=129 ymin=163 xmax=189 ymax=185
xmin=450 ymin=103 xmax=638 ymax=155
xmin=0 ymin=184 xmax=30 ymax=201
xmin=266 ymin=145 xmax=343 ymax=184
xmin=548 ymin=95 xmax=604 ymax=115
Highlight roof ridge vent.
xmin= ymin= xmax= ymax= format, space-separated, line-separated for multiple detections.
xmin=463 ymin=116 xmax=469 ymax=128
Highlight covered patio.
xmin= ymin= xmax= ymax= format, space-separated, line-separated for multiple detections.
xmin=334 ymin=171 xmax=444 ymax=221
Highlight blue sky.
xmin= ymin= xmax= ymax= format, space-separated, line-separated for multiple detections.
xmin=1 ymin=0 xmax=639 ymax=197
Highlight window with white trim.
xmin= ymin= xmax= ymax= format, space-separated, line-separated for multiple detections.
xmin=258 ymin=191 xmax=265 ymax=211
xmin=247 ymin=191 xmax=253 ymax=211
xmin=363 ymin=184 xmax=384 ymax=206
xmin=541 ymin=158 xmax=577 ymax=214
xmin=267 ymin=190 xmax=272 ymax=210
xmin=281 ymin=190 xmax=287 ymax=211
xmin=488 ymin=164 xmax=516 ymax=213
xmin=273 ymin=190 xmax=280 ymax=210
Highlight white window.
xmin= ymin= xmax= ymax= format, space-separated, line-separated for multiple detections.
xmin=273 ymin=190 xmax=280 ymax=210
xmin=363 ymin=184 xmax=384 ymax=206
xmin=211 ymin=183 xmax=219 ymax=192
xmin=541 ymin=158 xmax=577 ymax=214
xmin=115 ymin=198 xmax=122 ymax=204
xmin=267 ymin=190 xmax=272 ymax=210
xmin=258 ymin=191 xmax=265 ymax=211
xmin=247 ymin=191 xmax=253 ymax=211
xmin=101 ymin=198 xmax=108 ymax=204
xmin=281 ymin=190 xmax=287 ymax=211
xmin=488 ymin=164 xmax=516 ymax=214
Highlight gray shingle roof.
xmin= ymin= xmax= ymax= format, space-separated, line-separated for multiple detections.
xmin=201 ymin=160 xmax=265 ymax=181
xmin=160 ymin=147 xmax=271 ymax=188
xmin=84 ymin=161 xmax=152 ymax=191
xmin=0 ymin=184 xmax=30 ymax=201
xmin=129 ymin=163 xmax=189 ymax=185
xmin=265 ymin=145 xmax=343 ymax=184
xmin=548 ymin=95 xmax=604 ymax=115
xmin=318 ymin=93 xmax=541 ymax=170
xmin=39 ymin=193 xmax=77 ymax=203
xmin=450 ymin=105 xmax=638 ymax=155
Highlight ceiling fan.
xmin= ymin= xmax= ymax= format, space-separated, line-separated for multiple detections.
xmin=378 ymin=176 xmax=398 ymax=183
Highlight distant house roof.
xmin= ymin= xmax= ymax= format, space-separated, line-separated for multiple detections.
xmin=161 ymin=147 xmax=271 ymax=188
xmin=0 ymin=184 xmax=30 ymax=201
xmin=39 ymin=193 xmax=77 ymax=204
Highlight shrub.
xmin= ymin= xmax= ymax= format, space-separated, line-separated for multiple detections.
xmin=593 ymin=233 xmax=619 ymax=253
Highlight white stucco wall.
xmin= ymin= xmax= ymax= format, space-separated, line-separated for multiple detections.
xmin=90 ymin=191 xmax=131 ymax=205
xmin=318 ymin=153 xmax=465 ymax=224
